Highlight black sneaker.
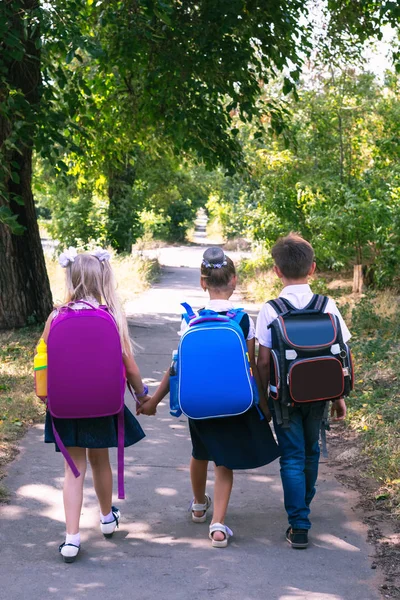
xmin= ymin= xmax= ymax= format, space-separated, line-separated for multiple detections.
xmin=285 ymin=527 xmax=309 ymax=549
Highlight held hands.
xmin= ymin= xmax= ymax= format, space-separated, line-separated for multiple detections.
xmin=136 ymin=395 xmax=158 ymax=416
xmin=331 ymin=398 xmax=347 ymax=421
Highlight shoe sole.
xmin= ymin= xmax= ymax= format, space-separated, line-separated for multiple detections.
xmin=286 ymin=537 xmax=308 ymax=549
xmin=62 ymin=555 xmax=78 ymax=563
xmin=192 ymin=513 xmax=207 ymax=523
xmin=61 ymin=549 xmax=80 ymax=563
xmin=211 ymin=538 xmax=228 ymax=548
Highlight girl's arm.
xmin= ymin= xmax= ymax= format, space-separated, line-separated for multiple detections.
xmin=137 ymin=368 xmax=170 ymax=416
xmin=123 ymin=352 xmax=151 ymax=403
xmin=41 ymin=312 xmax=56 ymax=343
xmin=247 ymin=338 xmax=271 ymax=421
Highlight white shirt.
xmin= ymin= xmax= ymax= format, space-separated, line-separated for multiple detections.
xmin=255 ymin=284 xmax=351 ymax=348
xmin=180 ymin=299 xmax=256 ymax=341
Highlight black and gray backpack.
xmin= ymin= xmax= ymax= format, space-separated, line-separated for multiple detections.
xmin=268 ymin=294 xmax=353 ymax=429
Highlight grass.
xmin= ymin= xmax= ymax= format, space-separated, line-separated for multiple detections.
xmin=45 ymin=252 xmax=160 ymax=307
xmin=0 ymin=326 xmax=45 ymax=499
xmin=239 ymin=261 xmax=400 ymax=517
xmin=0 ymin=253 xmax=159 ymax=498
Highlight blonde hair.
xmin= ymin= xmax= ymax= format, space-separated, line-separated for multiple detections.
xmin=62 ymin=253 xmax=132 ymax=355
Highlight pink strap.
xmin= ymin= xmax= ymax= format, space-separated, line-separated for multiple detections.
xmin=127 ymin=381 xmax=141 ymax=406
xmin=51 ymin=417 xmax=80 ymax=478
xmin=117 ymin=408 xmax=125 ymax=499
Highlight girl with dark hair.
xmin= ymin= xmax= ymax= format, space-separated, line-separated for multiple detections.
xmin=139 ymin=247 xmax=279 ymax=547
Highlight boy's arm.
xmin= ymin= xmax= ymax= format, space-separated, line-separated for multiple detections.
xmin=256 ymin=344 xmax=271 ymax=394
xmin=247 ymin=338 xmax=271 ymax=420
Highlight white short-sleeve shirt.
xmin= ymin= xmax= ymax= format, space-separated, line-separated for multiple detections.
xmin=255 ymin=284 xmax=351 ymax=348
xmin=180 ymin=299 xmax=256 ymax=341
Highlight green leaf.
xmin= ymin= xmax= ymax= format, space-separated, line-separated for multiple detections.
xmin=66 ymin=49 xmax=75 ymax=64
xmin=10 ymin=172 xmax=20 ymax=184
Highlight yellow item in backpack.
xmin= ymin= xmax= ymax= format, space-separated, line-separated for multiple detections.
xmin=34 ymin=338 xmax=48 ymax=399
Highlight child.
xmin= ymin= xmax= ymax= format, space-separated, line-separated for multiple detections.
xmin=256 ymin=233 xmax=350 ymax=549
xmin=138 ymin=247 xmax=280 ymax=547
xmin=41 ymin=248 xmax=149 ymax=563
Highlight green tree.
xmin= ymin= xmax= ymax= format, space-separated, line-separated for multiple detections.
xmin=2 ymin=0 xmax=395 ymax=327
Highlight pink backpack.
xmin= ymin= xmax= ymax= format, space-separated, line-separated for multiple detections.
xmin=47 ymin=301 xmax=132 ymax=499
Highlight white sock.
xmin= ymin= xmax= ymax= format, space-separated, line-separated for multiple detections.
xmin=65 ymin=532 xmax=80 ymax=547
xmin=100 ymin=510 xmax=114 ymax=523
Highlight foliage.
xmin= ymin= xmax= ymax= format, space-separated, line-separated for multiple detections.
xmin=348 ymin=292 xmax=400 ymax=515
xmin=208 ymin=67 xmax=400 ymax=288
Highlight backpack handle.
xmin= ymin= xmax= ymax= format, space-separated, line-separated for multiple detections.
xmin=66 ymin=300 xmax=98 ymax=310
xmin=283 ymin=308 xmax=324 ymax=317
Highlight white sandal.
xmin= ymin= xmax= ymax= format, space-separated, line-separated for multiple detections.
xmin=209 ymin=522 xmax=233 ymax=548
xmin=190 ymin=493 xmax=212 ymax=523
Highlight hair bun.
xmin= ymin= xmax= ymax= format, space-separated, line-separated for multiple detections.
xmin=202 ymin=247 xmax=227 ymax=269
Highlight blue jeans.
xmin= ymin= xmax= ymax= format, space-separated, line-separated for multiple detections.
xmin=271 ymin=401 xmax=325 ymax=530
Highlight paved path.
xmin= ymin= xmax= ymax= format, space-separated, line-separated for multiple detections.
xmin=1 ymin=248 xmax=380 ymax=600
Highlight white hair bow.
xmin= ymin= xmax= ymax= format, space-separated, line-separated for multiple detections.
xmin=58 ymin=247 xmax=78 ymax=268
xmin=91 ymin=248 xmax=111 ymax=262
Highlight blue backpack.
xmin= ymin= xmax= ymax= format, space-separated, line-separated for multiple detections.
xmin=169 ymin=302 xmax=260 ymax=420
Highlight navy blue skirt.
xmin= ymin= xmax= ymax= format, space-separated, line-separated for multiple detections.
xmin=44 ymin=405 xmax=145 ymax=451
xmin=189 ymin=406 xmax=280 ymax=470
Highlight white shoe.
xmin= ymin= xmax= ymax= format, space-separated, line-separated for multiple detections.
xmin=190 ymin=493 xmax=212 ymax=523
xmin=100 ymin=506 xmax=121 ymax=538
xmin=209 ymin=522 xmax=233 ymax=548
xmin=59 ymin=542 xmax=80 ymax=563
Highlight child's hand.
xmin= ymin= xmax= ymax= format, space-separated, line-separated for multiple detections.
xmin=137 ymin=396 xmax=158 ymax=416
xmin=331 ymin=398 xmax=347 ymax=421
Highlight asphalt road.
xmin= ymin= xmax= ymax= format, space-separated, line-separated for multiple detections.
xmin=0 ymin=247 xmax=380 ymax=600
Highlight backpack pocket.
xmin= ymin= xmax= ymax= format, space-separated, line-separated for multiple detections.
xmin=288 ymin=356 xmax=344 ymax=403
xmin=280 ymin=313 xmax=337 ymax=350
xmin=169 ymin=372 xmax=182 ymax=417
xmin=343 ymin=343 xmax=354 ymax=396
xmin=269 ymin=350 xmax=280 ymax=401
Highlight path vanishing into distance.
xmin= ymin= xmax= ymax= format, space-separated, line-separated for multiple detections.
xmin=1 ymin=233 xmax=381 ymax=600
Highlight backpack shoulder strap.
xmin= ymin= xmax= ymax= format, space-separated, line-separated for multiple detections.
xmin=307 ymin=294 xmax=329 ymax=312
xmin=181 ymin=302 xmax=196 ymax=324
xmin=239 ymin=313 xmax=250 ymax=339
xmin=267 ymin=297 xmax=295 ymax=315
xmin=225 ymin=309 xmax=250 ymax=339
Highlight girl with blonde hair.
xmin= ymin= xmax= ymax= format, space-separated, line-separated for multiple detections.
xmin=41 ymin=248 xmax=149 ymax=563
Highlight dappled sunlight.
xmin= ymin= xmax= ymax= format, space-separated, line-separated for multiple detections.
xmin=73 ymin=583 xmax=105 ymax=591
xmin=279 ymin=588 xmax=343 ymax=600
xmin=313 ymin=533 xmax=360 ymax=552
xmin=0 ymin=504 xmax=27 ymax=519
xmin=247 ymin=474 xmax=274 ymax=483
xmin=155 ymin=487 xmax=178 ymax=496
xmin=168 ymin=423 xmax=186 ymax=430
xmin=17 ymin=484 xmax=65 ymax=523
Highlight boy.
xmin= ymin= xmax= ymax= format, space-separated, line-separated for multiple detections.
xmin=256 ymin=233 xmax=350 ymax=549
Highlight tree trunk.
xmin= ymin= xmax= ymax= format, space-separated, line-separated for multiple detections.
xmin=352 ymin=264 xmax=363 ymax=294
xmin=0 ymin=0 xmax=53 ymax=328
